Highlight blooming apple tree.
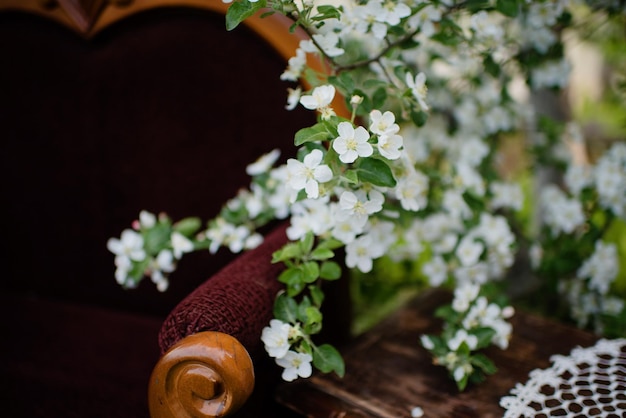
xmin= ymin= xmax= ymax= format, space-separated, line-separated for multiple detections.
xmin=109 ymin=0 xmax=626 ymax=390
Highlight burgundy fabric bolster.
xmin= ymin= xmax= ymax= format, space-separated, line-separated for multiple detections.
xmin=158 ymin=224 xmax=288 ymax=358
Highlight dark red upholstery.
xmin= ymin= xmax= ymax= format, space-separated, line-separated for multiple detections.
xmin=159 ymin=223 xmax=288 ymax=358
xmin=0 ymin=6 xmax=312 ymax=417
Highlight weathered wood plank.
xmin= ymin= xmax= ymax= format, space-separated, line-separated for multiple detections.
xmin=277 ymin=289 xmax=598 ymax=418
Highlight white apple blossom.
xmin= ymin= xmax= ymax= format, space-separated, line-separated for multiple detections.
xmin=281 ymin=48 xmax=306 ymax=82
xmin=452 ymin=282 xmax=480 ymax=313
xmin=337 ymin=189 xmax=384 ymax=226
xmin=312 ymin=32 xmax=345 ymax=57
xmin=332 ymin=122 xmax=373 ymax=164
xmin=377 ymin=134 xmax=403 ymax=160
xmin=490 ymin=182 xmax=524 ymax=211
xmin=456 ymin=236 xmax=485 ymax=267
xmin=345 ymin=234 xmax=386 ymax=273
xmin=276 ymin=351 xmax=313 ymax=382
xmin=139 ymin=210 xmax=156 ymax=228
xmin=262 ymin=319 xmax=292 ymax=359
xmin=286 ymin=149 xmax=333 ymax=200
xmin=422 ymin=255 xmax=448 ymax=287
xmin=171 ymin=231 xmax=194 ymax=259
xmin=395 ymin=169 xmax=429 ymax=211
xmin=443 ymin=189 xmax=472 ymax=220
xmin=406 ymin=72 xmax=429 ymax=111
xmin=448 ymin=329 xmax=478 ymax=351
xmin=408 ymin=4 xmax=442 ymax=37
xmin=577 ymin=241 xmax=619 ymax=295
xmin=299 ymin=85 xmax=336 ymax=119
xmin=378 ymin=0 xmax=411 ymax=25
xmin=353 ymin=1 xmax=388 ymax=39
xmin=107 ymin=229 xmax=146 ymax=262
xmin=246 ymin=149 xmax=281 ymax=176
xmin=369 ymin=110 xmax=400 ymax=137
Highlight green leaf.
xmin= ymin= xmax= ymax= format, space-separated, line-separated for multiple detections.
xmin=342 ymin=169 xmax=359 ymax=184
xmin=320 ymin=261 xmax=342 ymax=280
xmin=472 ymin=327 xmax=497 ymax=349
xmin=496 ymin=0 xmax=519 ymax=17
xmin=316 ymin=238 xmax=344 ymax=251
xmin=471 ymin=353 xmax=498 ymax=375
xmin=225 ymin=0 xmax=265 ymax=31
xmin=372 ymin=87 xmax=387 ymax=109
xmin=310 ymin=247 xmax=334 ymax=260
xmin=173 ymin=217 xmax=202 ymax=236
xmin=294 ymin=123 xmax=331 ymax=146
xmin=272 ymin=242 xmax=303 ymax=263
xmin=313 ymin=344 xmax=345 ymax=377
xmin=300 ymin=232 xmax=315 ymax=254
xmin=410 ymin=110 xmax=428 ymax=127
xmin=312 ymin=5 xmax=342 ymax=21
xmin=301 ymin=261 xmax=320 ymax=283
xmin=483 ymin=54 xmax=501 ymax=78
xmin=278 ymin=267 xmax=303 ymax=286
xmin=144 ymin=224 xmax=171 ymax=254
xmin=355 ymin=158 xmax=397 ymax=187
xmin=309 ymin=285 xmax=325 ymax=307
xmin=302 ymin=306 xmax=322 ymax=335
xmin=273 ymin=293 xmax=299 ymax=323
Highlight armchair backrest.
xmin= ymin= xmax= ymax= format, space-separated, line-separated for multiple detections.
xmin=0 ymin=0 xmax=318 ymax=317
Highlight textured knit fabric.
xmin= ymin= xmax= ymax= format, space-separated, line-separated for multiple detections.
xmin=158 ymin=224 xmax=288 ymax=359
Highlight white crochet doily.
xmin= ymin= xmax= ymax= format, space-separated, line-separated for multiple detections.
xmin=500 ymin=338 xmax=626 ymax=418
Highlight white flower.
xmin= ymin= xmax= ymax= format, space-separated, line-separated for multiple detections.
xmin=422 ymin=255 xmax=448 ymax=286
xmin=337 ymin=189 xmax=384 ymax=226
xmin=456 ymin=236 xmax=484 ymax=267
xmin=454 ymin=262 xmax=490 ymax=285
xmin=442 ymin=190 xmax=472 ymax=220
xmin=332 ymin=122 xmax=373 ymax=163
xmin=247 ymin=149 xmax=281 ymax=176
xmin=276 ymin=350 xmax=313 ymax=381
xmin=286 ymin=149 xmax=333 ymax=199
xmin=377 ymin=134 xmax=403 ymax=160
xmin=206 ymin=219 xmax=251 ymax=254
xmin=345 ymin=234 xmax=386 ymax=273
xmin=409 ymin=4 xmax=442 ymax=37
xmin=107 ymin=229 xmax=146 ymax=262
xmin=448 ymin=329 xmax=478 ymax=351
xmin=378 ymin=0 xmax=411 ymax=25
xmin=281 ymin=48 xmax=306 ymax=81
xmin=406 ymin=72 xmax=429 ymax=111
xmin=312 ymin=32 xmax=345 ymax=57
xmin=369 ymin=110 xmax=400 ymax=136
xmin=452 ymin=282 xmax=480 ymax=312
xmin=411 ymin=406 xmax=425 ymax=418
xmin=395 ymin=169 xmax=429 ymax=211
xmin=490 ymin=182 xmax=524 ymax=211
xmin=420 ymin=335 xmax=435 ymax=350
xmin=577 ymin=242 xmax=618 ymax=295
xmin=261 ymin=319 xmax=292 ymax=359
xmin=149 ymin=249 xmax=175 ymax=292
xmin=564 ymin=164 xmax=592 ymax=197
xmin=457 ymin=137 xmax=489 ymax=168
xmin=171 ymin=231 xmax=194 ymax=259
xmin=299 ymin=84 xmax=335 ymax=111
xmin=331 ymin=206 xmax=366 ymax=244
xmin=453 ymin=363 xmax=473 ymax=382
xmin=139 ymin=210 xmax=156 ymax=228
xmin=285 ymin=87 xmax=302 ymax=111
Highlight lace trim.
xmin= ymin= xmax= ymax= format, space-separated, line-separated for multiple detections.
xmin=500 ymin=338 xmax=626 ymax=418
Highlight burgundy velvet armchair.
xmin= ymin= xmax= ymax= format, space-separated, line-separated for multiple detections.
xmin=0 ymin=1 xmax=337 ymax=416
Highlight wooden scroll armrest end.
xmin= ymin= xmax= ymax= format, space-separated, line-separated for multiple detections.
xmin=149 ymin=331 xmax=255 ymax=418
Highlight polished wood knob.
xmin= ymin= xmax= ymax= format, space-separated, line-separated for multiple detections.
xmin=149 ymin=331 xmax=255 ymax=418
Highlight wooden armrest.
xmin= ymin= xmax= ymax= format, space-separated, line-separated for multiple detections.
xmin=149 ymin=331 xmax=254 ymax=418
